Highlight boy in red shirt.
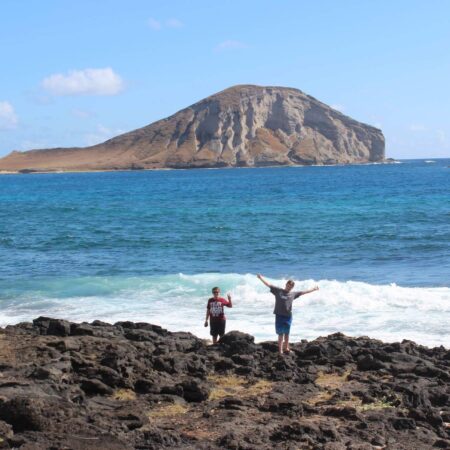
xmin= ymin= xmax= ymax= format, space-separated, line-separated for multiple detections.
xmin=204 ymin=286 xmax=232 ymax=344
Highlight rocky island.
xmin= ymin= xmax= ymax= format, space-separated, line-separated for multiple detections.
xmin=0 ymin=318 xmax=448 ymax=449
xmin=0 ymin=85 xmax=385 ymax=173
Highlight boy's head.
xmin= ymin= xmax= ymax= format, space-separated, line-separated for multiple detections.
xmin=212 ymin=287 xmax=220 ymax=297
xmin=285 ymin=280 xmax=295 ymax=292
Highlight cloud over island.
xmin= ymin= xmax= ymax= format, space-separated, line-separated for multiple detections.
xmin=42 ymin=68 xmax=124 ymax=96
xmin=0 ymin=101 xmax=18 ymax=130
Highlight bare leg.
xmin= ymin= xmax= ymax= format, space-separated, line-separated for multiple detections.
xmin=212 ymin=335 xmax=218 ymax=344
xmin=283 ymin=334 xmax=290 ymax=353
xmin=278 ymin=334 xmax=283 ymax=354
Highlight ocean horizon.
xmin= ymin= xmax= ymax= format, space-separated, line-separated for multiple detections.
xmin=1 ymin=158 xmax=449 ymax=347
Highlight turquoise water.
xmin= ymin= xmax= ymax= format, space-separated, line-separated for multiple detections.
xmin=1 ymin=159 xmax=449 ymax=346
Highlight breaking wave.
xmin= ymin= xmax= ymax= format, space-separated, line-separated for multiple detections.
xmin=1 ymin=273 xmax=449 ymax=347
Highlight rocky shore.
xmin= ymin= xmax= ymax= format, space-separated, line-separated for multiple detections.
xmin=0 ymin=318 xmax=448 ymax=449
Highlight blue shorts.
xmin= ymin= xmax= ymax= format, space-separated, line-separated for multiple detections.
xmin=275 ymin=314 xmax=292 ymax=335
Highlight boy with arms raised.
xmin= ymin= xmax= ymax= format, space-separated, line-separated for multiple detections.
xmin=257 ymin=274 xmax=318 ymax=354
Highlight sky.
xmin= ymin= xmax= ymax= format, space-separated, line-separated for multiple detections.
xmin=1 ymin=0 xmax=450 ymax=159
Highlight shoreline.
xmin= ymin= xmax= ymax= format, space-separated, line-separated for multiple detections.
xmin=1 ymin=316 xmax=448 ymax=350
xmin=0 ymin=317 xmax=449 ymax=448
xmin=0 ymin=159 xmax=400 ymax=175
xmin=2 ymin=315 xmax=448 ymax=350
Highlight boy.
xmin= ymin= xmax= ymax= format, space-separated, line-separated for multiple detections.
xmin=204 ymin=287 xmax=232 ymax=344
xmin=257 ymin=274 xmax=318 ymax=355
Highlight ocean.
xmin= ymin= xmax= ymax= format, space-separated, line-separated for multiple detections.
xmin=1 ymin=159 xmax=449 ymax=347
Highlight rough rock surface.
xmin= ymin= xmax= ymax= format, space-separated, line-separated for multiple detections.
xmin=0 ymin=85 xmax=385 ymax=172
xmin=0 ymin=318 xmax=448 ymax=449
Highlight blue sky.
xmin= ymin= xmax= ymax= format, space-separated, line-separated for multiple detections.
xmin=1 ymin=0 xmax=449 ymax=159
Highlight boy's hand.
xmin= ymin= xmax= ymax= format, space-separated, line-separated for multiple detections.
xmin=227 ymin=294 xmax=232 ymax=301
xmin=313 ymin=286 xmax=319 ymax=291
xmin=204 ymin=321 xmax=208 ymax=327
xmin=257 ymin=274 xmax=262 ymax=279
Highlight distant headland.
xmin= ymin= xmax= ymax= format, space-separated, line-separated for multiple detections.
xmin=0 ymin=85 xmax=385 ymax=173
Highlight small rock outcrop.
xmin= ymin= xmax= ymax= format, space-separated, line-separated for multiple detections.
xmin=0 ymin=85 xmax=385 ymax=172
xmin=0 ymin=318 xmax=448 ymax=449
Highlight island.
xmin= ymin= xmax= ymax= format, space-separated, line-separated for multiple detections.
xmin=0 ymin=85 xmax=385 ymax=173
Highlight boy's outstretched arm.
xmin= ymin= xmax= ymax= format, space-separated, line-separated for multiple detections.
xmin=257 ymin=274 xmax=272 ymax=288
xmin=226 ymin=293 xmax=233 ymax=308
xmin=295 ymin=286 xmax=319 ymax=298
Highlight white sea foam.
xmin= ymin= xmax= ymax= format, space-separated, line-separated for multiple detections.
xmin=1 ymin=273 xmax=449 ymax=347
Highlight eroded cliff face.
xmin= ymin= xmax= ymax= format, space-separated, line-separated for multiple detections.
xmin=0 ymin=85 xmax=385 ymax=172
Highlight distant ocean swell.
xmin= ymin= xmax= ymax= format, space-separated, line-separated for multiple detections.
xmin=1 ymin=273 xmax=449 ymax=348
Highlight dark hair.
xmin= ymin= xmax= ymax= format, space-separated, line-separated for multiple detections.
xmin=212 ymin=286 xmax=220 ymax=293
xmin=287 ymin=280 xmax=295 ymax=286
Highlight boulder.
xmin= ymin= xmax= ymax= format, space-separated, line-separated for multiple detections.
xmin=33 ymin=317 xmax=70 ymax=336
xmin=357 ymin=354 xmax=386 ymax=371
xmin=219 ymin=331 xmax=256 ymax=356
xmin=178 ymin=379 xmax=210 ymax=403
xmin=80 ymin=379 xmax=113 ymax=395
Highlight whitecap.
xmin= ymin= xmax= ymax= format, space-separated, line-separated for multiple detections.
xmin=1 ymin=273 xmax=449 ymax=348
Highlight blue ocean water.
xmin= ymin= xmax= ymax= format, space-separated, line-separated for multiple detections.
xmin=1 ymin=159 xmax=449 ymax=346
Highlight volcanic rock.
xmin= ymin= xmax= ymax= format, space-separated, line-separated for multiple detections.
xmin=0 ymin=319 xmax=448 ymax=449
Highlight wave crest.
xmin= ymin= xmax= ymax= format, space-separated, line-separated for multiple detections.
xmin=1 ymin=273 xmax=449 ymax=347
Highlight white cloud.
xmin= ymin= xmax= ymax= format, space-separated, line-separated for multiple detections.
xmin=409 ymin=123 xmax=427 ymax=132
xmin=85 ymin=124 xmax=125 ymax=146
xmin=215 ymin=40 xmax=248 ymax=52
xmin=166 ymin=18 xmax=183 ymax=28
xmin=148 ymin=17 xmax=183 ymax=30
xmin=148 ymin=18 xmax=162 ymax=30
xmin=0 ymin=101 xmax=18 ymax=130
xmin=42 ymin=68 xmax=124 ymax=96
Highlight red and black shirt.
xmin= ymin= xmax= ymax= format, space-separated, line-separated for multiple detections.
xmin=207 ymin=297 xmax=231 ymax=321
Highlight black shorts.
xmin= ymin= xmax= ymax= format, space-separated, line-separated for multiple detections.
xmin=210 ymin=319 xmax=226 ymax=337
